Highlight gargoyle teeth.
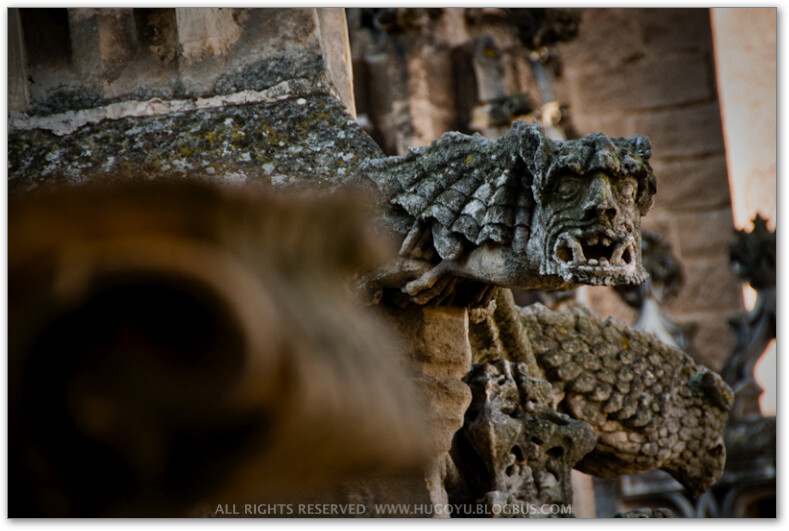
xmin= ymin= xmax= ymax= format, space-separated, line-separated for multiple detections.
xmin=555 ymin=234 xmax=586 ymax=264
xmin=568 ymin=238 xmax=586 ymax=263
xmin=555 ymin=230 xmax=635 ymax=271
xmin=611 ymin=237 xmax=635 ymax=266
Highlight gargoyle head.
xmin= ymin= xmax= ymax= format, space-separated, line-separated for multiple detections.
xmin=516 ymin=124 xmax=656 ymax=288
xmin=360 ymin=122 xmax=657 ymax=303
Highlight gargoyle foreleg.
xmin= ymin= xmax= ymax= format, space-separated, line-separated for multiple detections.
xmin=403 ymin=260 xmax=459 ymax=304
xmin=353 ymin=258 xmax=433 ymax=304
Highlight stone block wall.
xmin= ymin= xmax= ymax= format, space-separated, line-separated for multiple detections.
xmin=553 ymin=8 xmax=742 ymax=369
xmin=8 ymin=8 xmax=368 ymax=196
xmin=9 ymin=8 xmax=355 ymax=116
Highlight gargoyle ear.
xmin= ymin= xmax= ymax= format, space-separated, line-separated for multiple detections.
xmin=506 ymin=120 xmax=554 ymax=177
xmin=631 ymin=134 xmax=652 ymax=160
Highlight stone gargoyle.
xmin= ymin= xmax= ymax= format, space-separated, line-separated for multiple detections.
xmin=356 ymin=120 xmax=655 ymax=305
xmin=352 ymin=121 xmax=732 ymax=511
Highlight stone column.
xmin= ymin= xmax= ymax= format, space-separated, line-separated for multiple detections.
xmin=68 ymin=9 xmax=139 ymax=89
xmin=317 ymin=8 xmax=356 ymax=118
xmin=383 ymin=305 xmax=473 ymax=513
xmin=8 ymin=8 xmax=31 ymax=112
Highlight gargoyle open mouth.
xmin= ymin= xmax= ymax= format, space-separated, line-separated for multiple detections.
xmin=554 ymin=229 xmax=636 ymax=271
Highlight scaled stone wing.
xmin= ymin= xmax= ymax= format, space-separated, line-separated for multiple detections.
xmin=519 ymin=303 xmax=733 ymax=497
xmin=360 ymin=130 xmax=533 ymax=262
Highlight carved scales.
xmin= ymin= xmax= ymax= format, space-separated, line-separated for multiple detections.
xmin=362 ymin=122 xmax=655 ymax=261
xmin=357 ymin=122 xmax=657 ymax=304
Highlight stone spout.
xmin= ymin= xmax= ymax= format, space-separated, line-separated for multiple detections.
xmin=357 ymin=122 xmax=656 ymax=305
xmin=8 ymin=180 xmax=430 ymax=517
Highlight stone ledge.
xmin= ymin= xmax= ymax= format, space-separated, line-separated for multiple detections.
xmin=8 ymin=86 xmax=381 ymax=196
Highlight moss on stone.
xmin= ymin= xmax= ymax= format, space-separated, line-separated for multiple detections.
xmin=9 ymin=89 xmax=383 ymax=196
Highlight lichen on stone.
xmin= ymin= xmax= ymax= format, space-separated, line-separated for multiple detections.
xmin=519 ymin=303 xmax=733 ymax=497
xmin=357 ymin=121 xmax=657 ymax=304
xmin=8 ymin=80 xmax=381 ymax=196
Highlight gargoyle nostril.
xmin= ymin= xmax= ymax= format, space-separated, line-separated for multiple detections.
xmin=622 ymin=246 xmax=632 ymax=264
xmin=584 ymin=204 xmax=618 ymax=221
xmin=556 ymin=240 xmax=573 ymax=262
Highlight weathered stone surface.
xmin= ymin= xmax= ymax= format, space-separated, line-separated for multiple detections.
xmin=519 ymin=303 xmax=732 ymax=497
xmin=9 ymin=7 xmax=746 ymax=519
xmin=316 ymin=8 xmax=356 ymax=117
xmin=406 ymin=42 xmax=458 ymax=146
xmin=566 ymin=113 xmax=632 ymax=139
xmin=584 ymin=286 xmax=638 ymax=325
xmin=8 ymin=81 xmax=381 ymax=196
xmin=556 ymin=9 xmax=645 ymax=67
xmin=553 ymin=7 xmax=737 ymax=373
xmin=176 ymin=8 xmax=244 ymax=64
xmin=67 ymin=10 xmax=130 ymax=96
xmin=468 ymin=288 xmax=733 ymax=500
xmin=666 ymin=259 xmax=743 ymax=315
xmin=567 ymin=53 xmax=713 ymax=112
xmin=638 ymin=8 xmax=713 ymax=53
xmin=384 ymin=305 xmax=472 ymax=456
xmin=14 ymin=8 xmax=355 ymax=115
xmin=470 ymin=36 xmax=509 ymax=103
xmin=632 ymin=103 xmax=726 ymax=158
xmin=649 ymin=155 xmax=730 ymax=210
xmin=674 ymin=208 xmax=738 ymax=257
xmin=8 ymin=9 xmax=31 ymax=112
xmin=614 ymin=507 xmax=676 ymax=518
xmin=469 ymin=289 xmax=541 ymax=376
xmin=349 ymin=7 xmax=581 ymax=154
xmin=379 ymin=304 xmax=473 ymax=511
xmin=363 ymin=46 xmax=413 ymax=155
xmin=639 ymin=203 xmax=675 ymax=229
xmin=448 ymin=360 xmax=596 ymax=517
xmin=611 ymin=231 xmax=699 ymax=358
xmin=359 ymin=122 xmax=656 ymax=304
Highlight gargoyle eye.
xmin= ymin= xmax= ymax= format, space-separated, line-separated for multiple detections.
xmin=617 ymin=178 xmax=637 ymax=203
xmin=556 ymin=176 xmax=582 ymax=198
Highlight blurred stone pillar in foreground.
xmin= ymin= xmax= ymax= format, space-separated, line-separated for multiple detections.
xmin=8 ymin=8 xmax=435 ymax=517
xmin=8 ymin=181 xmax=430 ymax=517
